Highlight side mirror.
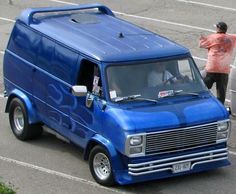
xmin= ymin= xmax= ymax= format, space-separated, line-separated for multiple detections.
xmin=226 ymin=106 xmax=231 ymax=115
xmin=72 ymin=85 xmax=87 ymax=97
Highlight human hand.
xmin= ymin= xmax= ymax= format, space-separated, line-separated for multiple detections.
xmin=200 ymin=34 xmax=206 ymax=40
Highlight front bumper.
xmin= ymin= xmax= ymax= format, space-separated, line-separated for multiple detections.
xmin=128 ymin=148 xmax=227 ymax=176
xmin=114 ymin=144 xmax=230 ymax=185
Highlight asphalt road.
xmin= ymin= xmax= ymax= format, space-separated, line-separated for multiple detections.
xmin=1 ymin=0 xmax=236 ymax=193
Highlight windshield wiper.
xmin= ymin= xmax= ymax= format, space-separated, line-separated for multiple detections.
xmin=113 ymin=94 xmax=141 ymax=102
xmin=158 ymin=90 xmax=199 ymax=99
xmin=114 ymin=94 xmax=158 ymax=103
xmin=174 ymin=90 xmax=199 ymax=96
xmin=135 ymin=97 xmax=159 ymax=103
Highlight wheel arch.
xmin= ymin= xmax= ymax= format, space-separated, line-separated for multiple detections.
xmin=84 ymin=134 xmax=124 ymax=170
xmin=5 ymin=89 xmax=40 ymax=124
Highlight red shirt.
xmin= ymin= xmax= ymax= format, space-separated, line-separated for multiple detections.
xmin=199 ymin=33 xmax=236 ymax=74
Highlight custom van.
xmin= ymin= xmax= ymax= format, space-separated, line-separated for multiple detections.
xmin=3 ymin=4 xmax=231 ymax=186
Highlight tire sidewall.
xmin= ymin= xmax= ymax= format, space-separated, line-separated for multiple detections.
xmin=9 ymin=98 xmax=29 ymax=140
xmin=89 ymin=145 xmax=115 ymax=186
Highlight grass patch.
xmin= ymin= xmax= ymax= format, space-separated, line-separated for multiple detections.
xmin=0 ymin=181 xmax=16 ymax=194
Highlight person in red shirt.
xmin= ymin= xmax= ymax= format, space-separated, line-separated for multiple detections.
xmin=199 ymin=22 xmax=236 ymax=104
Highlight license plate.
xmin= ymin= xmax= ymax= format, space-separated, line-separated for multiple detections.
xmin=172 ymin=162 xmax=191 ymax=173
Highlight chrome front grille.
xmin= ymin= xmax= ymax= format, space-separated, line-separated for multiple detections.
xmin=146 ymin=123 xmax=217 ymax=155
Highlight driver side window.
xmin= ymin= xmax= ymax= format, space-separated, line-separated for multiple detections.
xmin=77 ymin=60 xmax=103 ymax=97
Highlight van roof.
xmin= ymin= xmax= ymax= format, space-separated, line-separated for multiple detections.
xmin=18 ymin=4 xmax=190 ymax=62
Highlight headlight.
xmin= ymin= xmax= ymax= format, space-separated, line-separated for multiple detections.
xmin=217 ymin=122 xmax=228 ymax=132
xmin=130 ymin=136 xmax=142 ymax=146
xmin=217 ymin=120 xmax=231 ymax=143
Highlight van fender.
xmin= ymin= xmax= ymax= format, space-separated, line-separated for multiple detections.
xmin=5 ymin=89 xmax=40 ymax=124
xmin=84 ymin=134 xmax=124 ymax=170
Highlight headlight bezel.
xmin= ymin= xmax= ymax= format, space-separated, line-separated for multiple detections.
xmin=216 ymin=120 xmax=231 ymax=143
xmin=125 ymin=134 xmax=146 ymax=157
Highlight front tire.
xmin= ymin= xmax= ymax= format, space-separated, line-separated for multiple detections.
xmin=89 ymin=145 xmax=115 ymax=186
xmin=9 ymin=98 xmax=42 ymax=141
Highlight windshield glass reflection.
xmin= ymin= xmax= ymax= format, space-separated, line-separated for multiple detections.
xmin=106 ymin=58 xmax=207 ymax=102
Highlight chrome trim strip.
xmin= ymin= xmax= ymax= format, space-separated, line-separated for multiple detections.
xmin=191 ymin=157 xmax=228 ymax=169
xmin=145 ymin=120 xmax=229 ymax=136
xmin=129 ymin=168 xmax=172 ymax=176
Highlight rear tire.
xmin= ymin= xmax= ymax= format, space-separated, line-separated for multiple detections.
xmin=9 ymin=98 xmax=42 ymax=141
xmin=89 ymin=145 xmax=115 ymax=186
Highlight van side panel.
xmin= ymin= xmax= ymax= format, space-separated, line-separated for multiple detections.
xmin=44 ymin=43 xmax=79 ymax=138
xmin=4 ymin=22 xmax=41 ymax=121
xmin=7 ymin=22 xmax=40 ymax=65
xmin=3 ymin=51 xmax=33 ymax=98
xmin=4 ymin=22 xmax=40 ymax=97
xmin=30 ymin=36 xmax=56 ymax=120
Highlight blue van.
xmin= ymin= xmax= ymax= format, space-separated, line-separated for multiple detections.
xmin=3 ymin=4 xmax=231 ymax=186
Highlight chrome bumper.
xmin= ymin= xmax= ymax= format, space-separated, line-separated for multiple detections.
xmin=128 ymin=148 xmax=228 ymax=176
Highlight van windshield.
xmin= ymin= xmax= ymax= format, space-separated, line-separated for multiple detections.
xmin=106 ymin=58 xmax=207 ymax=102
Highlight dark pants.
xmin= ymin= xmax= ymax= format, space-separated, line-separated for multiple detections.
xmin=204 ymin=73 xmax=229 ymax=104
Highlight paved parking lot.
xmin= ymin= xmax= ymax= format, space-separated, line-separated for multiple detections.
xmin=1 ymin=0 xmax=236 ymax=193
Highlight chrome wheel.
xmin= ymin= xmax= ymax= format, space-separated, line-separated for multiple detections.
xmin=13 ymin=106 xmax=24 ymax=133
xmin=9 ymin=98 xmax=43 ymax=141
xmin=93 ymin=152 xmax=111 ymax=180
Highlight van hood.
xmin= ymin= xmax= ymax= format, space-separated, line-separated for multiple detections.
xmin=109 ymin=97 xmax=227 ymax=133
